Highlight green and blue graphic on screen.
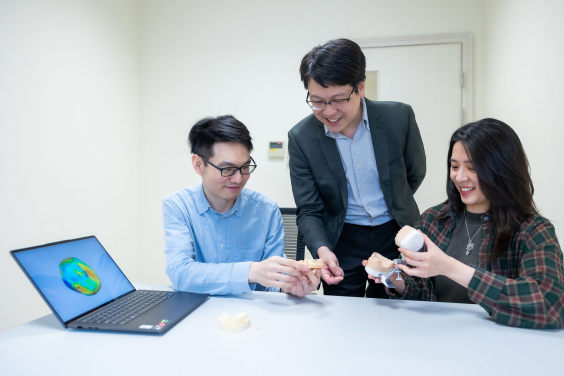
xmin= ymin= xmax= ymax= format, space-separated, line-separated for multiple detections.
xmin=59 ymin=257 xmax=101 ymax=295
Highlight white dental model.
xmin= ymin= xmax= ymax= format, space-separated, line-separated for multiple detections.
xmin=364 ymin=253 xmax=395 ymax=278
xmin=364 ymin=226 xmax=424 ymax=288
xmin=395 ymin=225 xmax=424 ymax=252
xmin=219 ymin=312 xmax=250 ymax=332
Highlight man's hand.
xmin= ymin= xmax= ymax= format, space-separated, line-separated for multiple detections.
xmin=317 ymin=246 xmax=344 ymax=285
xmin=248 ymin=256 xmax=303 ymax=289
xmin=283 ymin=267 xmax=321 ymax=297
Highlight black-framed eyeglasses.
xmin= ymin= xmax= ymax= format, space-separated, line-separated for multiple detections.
xmin=306 ymin=86 xmax=356 ymax=111
xmin=199 ymin=156 xmax=257 ymax=177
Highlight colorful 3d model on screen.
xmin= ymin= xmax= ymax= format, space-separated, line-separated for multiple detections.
xmin=59 ymin=257 xmax=102 ymax=295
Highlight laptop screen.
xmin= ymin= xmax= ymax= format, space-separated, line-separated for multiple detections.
xmin=12 ymin=236 xmax=135 ymax=323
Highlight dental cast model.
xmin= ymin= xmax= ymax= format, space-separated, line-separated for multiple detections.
xmin=219 ymin=312 xmax=250 ymax=331
xmin=364 ymin=227 xmax=424 ymax=288
xmin=395 ymin=225 xmax=424 ymax=252
xmin=365 ymin=253 xmax=394 ymax=277
xmin=301 ymin=259 xmax=324 ymax=269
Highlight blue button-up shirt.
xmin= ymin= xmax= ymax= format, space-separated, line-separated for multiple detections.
xmin=324 ymin=98 xmax=392 ymax=226
xmin=163 ymin=184 xmax=285 ymax=295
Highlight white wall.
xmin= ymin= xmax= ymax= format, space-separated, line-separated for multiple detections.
xmin=137 ymin=0 xmax=487 ymax=285
xmin=484 ymin=0 xmax=564 ymax=234
xmin=13 ymin=0 xmax=564 ymax=333
xmin=0 ymin=0 xmax=140 ymax=332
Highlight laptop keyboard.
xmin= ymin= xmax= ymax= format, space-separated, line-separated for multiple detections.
xmin=81 ymin=291 xmax=175 ymax=325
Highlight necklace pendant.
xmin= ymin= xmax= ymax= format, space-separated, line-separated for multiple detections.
xmin=465 ymin=241 xmax=474 ymax=256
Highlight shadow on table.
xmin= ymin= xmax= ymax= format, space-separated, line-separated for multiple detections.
xmin=213 ymin=292 xmax=325 ymax=307
xmin=370 ymin=298 xmax=487 ymax=318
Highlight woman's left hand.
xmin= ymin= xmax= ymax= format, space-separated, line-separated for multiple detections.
xmin=396 ymin=230 xmax=454 ymax=278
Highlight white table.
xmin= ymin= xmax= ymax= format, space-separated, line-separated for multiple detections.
xmin=1 ymin=283 xmax=563 ymax=376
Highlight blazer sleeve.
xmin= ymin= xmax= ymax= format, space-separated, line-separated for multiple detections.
xmin=288 ymin=130 xmax=332 ymax=257
xmin=403 ymin=105 xmax=426 ymax=194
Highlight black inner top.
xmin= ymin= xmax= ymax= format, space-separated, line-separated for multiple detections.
xmin=433 ymin=210 xmax=484 ymax=304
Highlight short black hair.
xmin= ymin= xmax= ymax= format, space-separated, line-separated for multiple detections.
xmin=300 ymin=38 xmax=366 ymax=92
xmin=188 ymin=115 xmax=253 ymax=162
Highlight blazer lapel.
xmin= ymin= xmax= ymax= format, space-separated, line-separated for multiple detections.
xmin=316 ymin=128 xmax=346 ymax=183
xmin=316 ymin=126 xmax=348 ymax=206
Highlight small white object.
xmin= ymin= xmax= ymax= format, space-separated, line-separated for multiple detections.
xmin=255 ymin=325 xmax=261 ymax=330
xmin=219 ymin=312 xmax=250 ymax=331
xmin=400 ymin=230 xmax=424 ymax=252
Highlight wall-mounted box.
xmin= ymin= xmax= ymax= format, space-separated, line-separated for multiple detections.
xmin=268 ymin=141 xmax=284 ymax=159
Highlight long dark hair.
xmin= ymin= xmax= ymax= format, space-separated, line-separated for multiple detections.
xmin=441 ymin=118 xmax=537 ymax=260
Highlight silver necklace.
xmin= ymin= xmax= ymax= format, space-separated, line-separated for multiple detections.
xmin=464 ymin=210 xmax=484 ymax=256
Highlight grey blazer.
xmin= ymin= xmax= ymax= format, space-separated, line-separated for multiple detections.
xmin=288 ymin=99 xmax=426 ymax=257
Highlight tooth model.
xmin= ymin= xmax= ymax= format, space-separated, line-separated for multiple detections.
xmin=395 ymin=225 xmax=424 ymax=252
xmin=365 ymin=252 xmax=395 ymax=278
xmin=300 ymin=259 xmax=324 ymax=269
xmin=219 ymin=312 xmax=250 ymax=332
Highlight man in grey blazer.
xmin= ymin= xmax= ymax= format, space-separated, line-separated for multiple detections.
xmin=288 ymin=39 xmax=426 ymax=298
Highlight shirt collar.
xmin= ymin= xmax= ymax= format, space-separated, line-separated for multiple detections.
xmin=194 ymin=183 xmax=244 ymax=218
xmin=324 ymin=98 xmax=370 ymax=138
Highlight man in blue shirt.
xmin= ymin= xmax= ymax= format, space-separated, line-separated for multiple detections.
xmin=164 ymin=115 xmax=319 ymax=296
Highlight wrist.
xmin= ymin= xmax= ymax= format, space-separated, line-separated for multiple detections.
xmin=248 ymin=261 xmax=258 ymax=284
xmin=317 ymin=246 xmax=332 ymax=260
xmin=443 ymin=258 xmax=475 ymax=288
xmin=439 ymin=254 xmax=457 ymax=277
xmin=390 ymin=271 xmax=406 ymax=294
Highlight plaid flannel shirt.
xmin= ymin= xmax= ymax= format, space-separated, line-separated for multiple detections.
xmin=389 ymin=204 xmax=564 ymax=329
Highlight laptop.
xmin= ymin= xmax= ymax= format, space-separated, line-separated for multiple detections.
xmin=10 ymin=235 xmax=209 ymax=334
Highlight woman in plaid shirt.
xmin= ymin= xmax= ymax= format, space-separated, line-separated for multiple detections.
xmin=371 ymin=118 xmax=564 ymax=329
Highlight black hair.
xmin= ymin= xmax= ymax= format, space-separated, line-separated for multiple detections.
xmin=188 ymin=115 xmax=253 ymax=163
xmin=440 ymin=118 xmax=537 ymax=261
xmin=300 ymin=38 xmax=366 ymax=93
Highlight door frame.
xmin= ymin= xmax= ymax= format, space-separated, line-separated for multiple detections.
xmin=355 ymin=33 xmax=473 ymax=123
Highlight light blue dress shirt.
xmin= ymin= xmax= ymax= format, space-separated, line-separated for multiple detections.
xmin=163 ymin=184 xmax=285 ymax=295
xmin=324 ymin=98 xmax=392 ymax=226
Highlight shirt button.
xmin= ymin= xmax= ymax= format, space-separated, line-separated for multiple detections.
xmin=367 ymin=206 xmax=371 ymax=210
xmin=360 ymin=185 xmax=364 ymax=189
xmin=485 ymin=234 xmax=489 ymax=238
xmin=356 ymin=164 xmax=360 ymax=167
xmin=479 ymin=261 xmax=483 ymax=265
xmin=219 ymin=244 xmax=223 ymax=248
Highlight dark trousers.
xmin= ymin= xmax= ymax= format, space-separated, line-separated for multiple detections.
xmin=322 ymin=220 xmax=400 ymax=298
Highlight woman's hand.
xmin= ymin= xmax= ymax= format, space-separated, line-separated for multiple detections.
xmin=397 ymin=230 xmax=475 ymax=288
xmin=396 ymin=230 xmax=453 ymax=278
xmin=362 ymin=260 xmax=406 ymax=296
